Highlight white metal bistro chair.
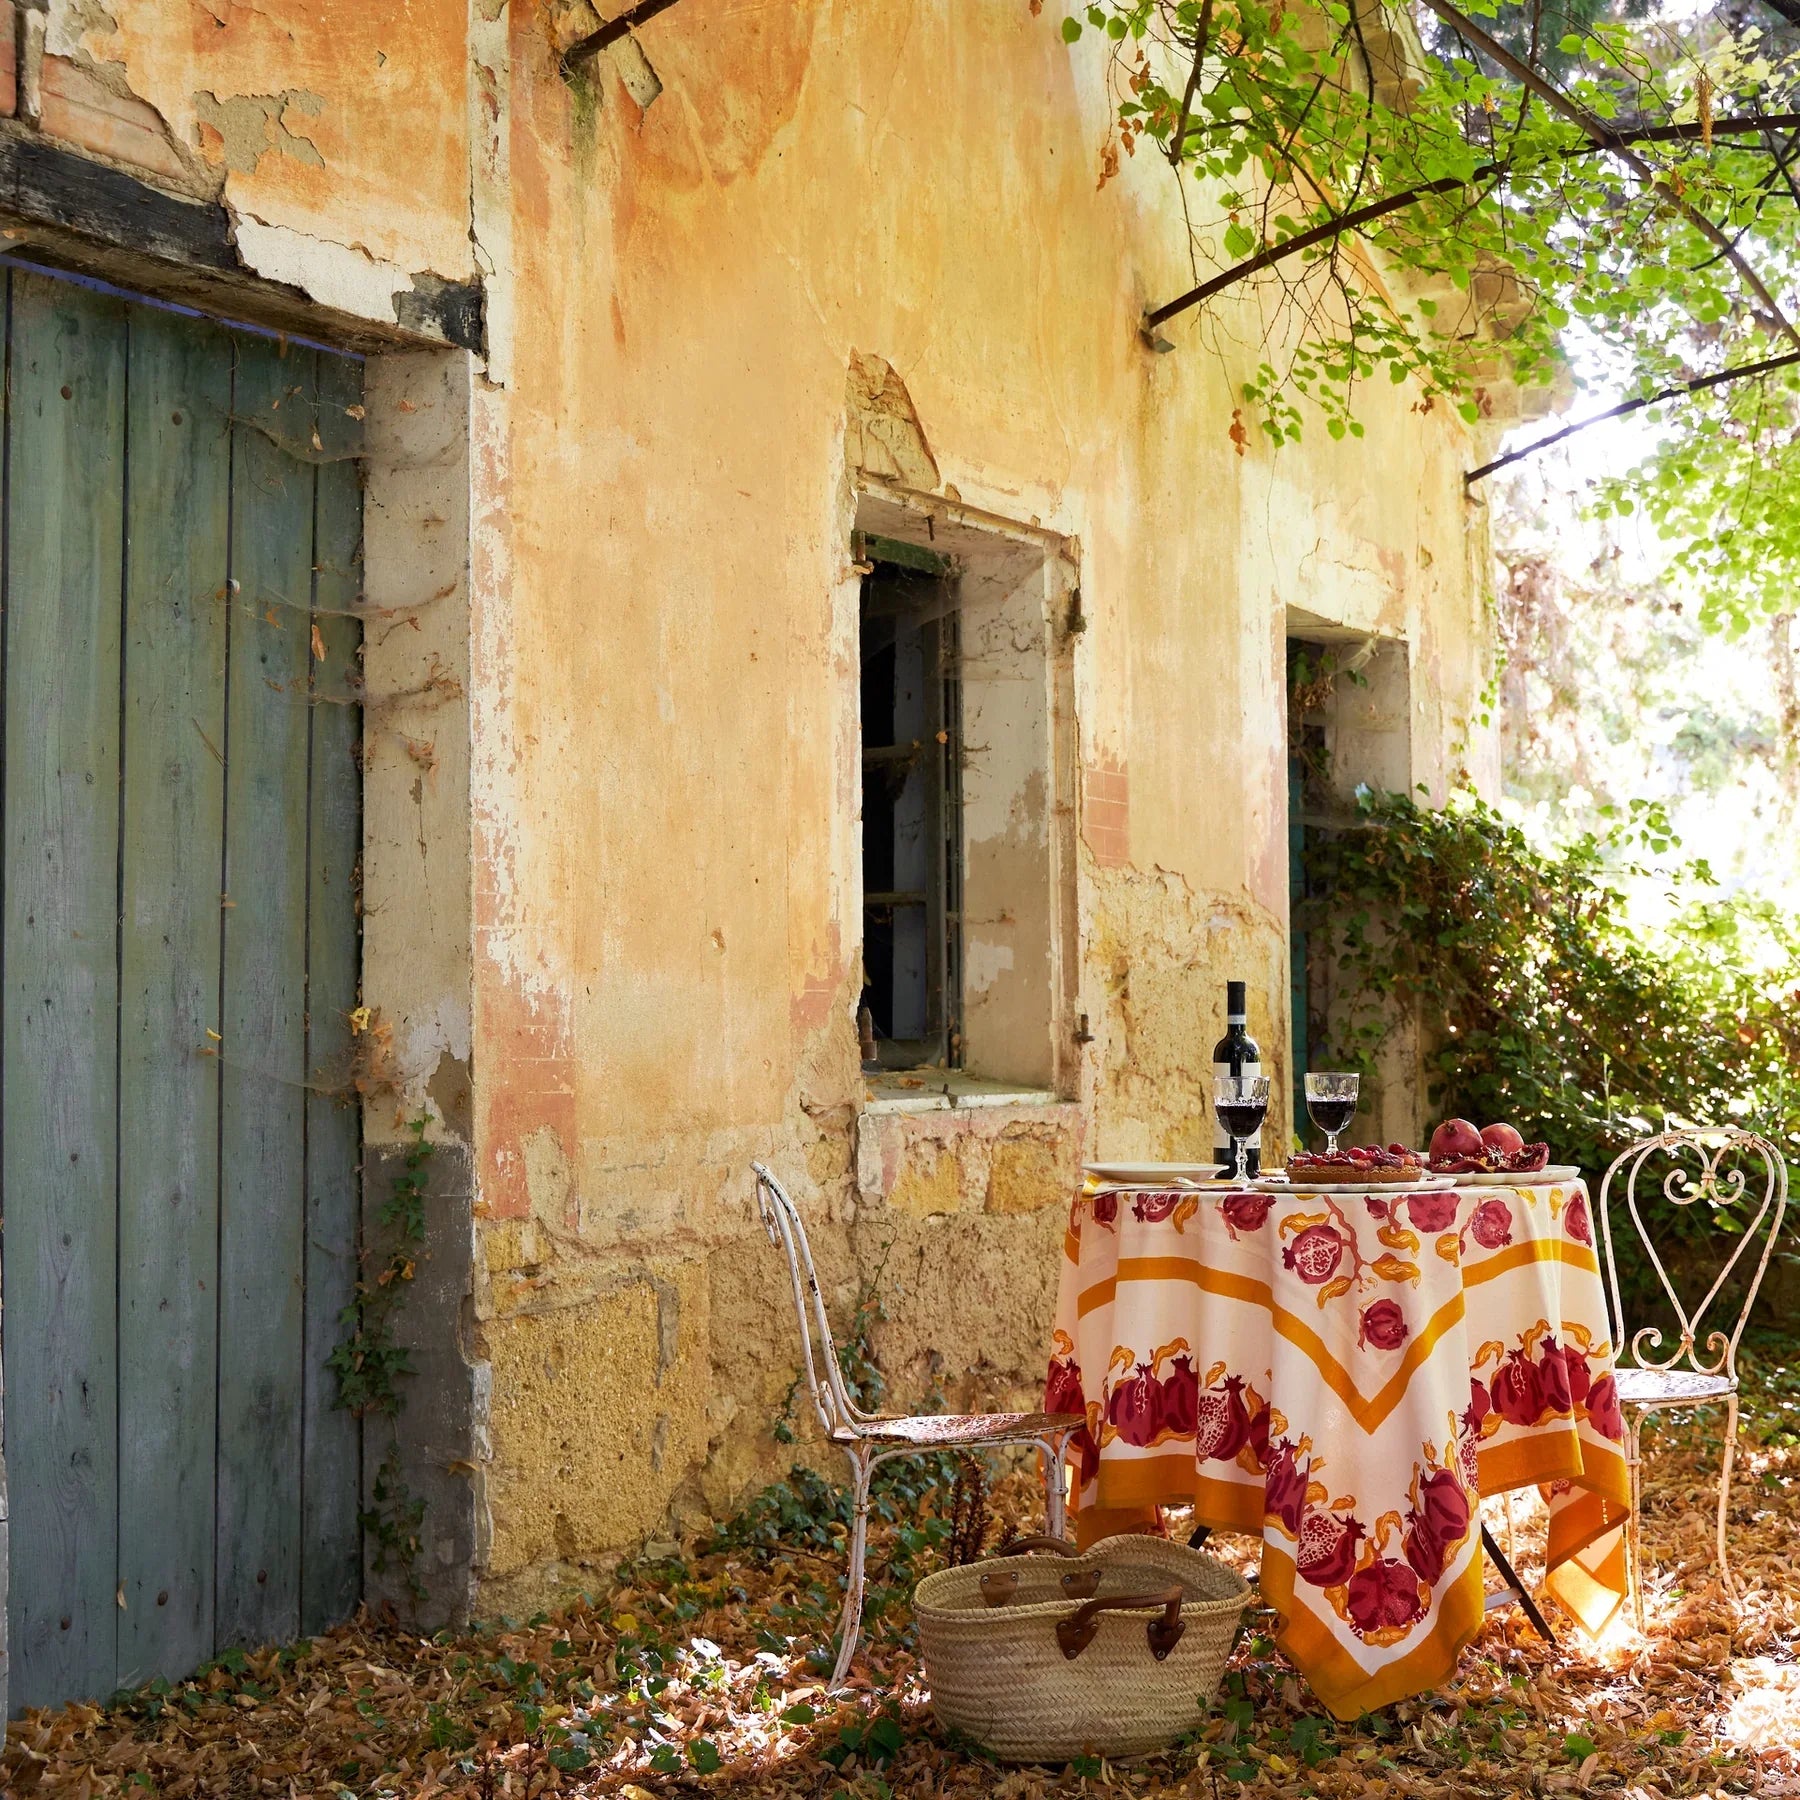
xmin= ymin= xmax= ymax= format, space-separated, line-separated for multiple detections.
xmin=751 ymin=1160 xmax=1084 ymax=1688
xmin=1597 ymin=1126 xmax=1788 ymax=1629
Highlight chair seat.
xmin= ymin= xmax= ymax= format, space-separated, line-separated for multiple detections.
xmin=851 ymin=1410 xmax=1085 ymax=1447
xmin=1613 ymin=1366 xmax=1734 ymax=1406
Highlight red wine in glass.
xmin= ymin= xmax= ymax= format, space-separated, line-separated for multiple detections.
xmin=1213 ymin=1073 xmax=1271 ymax=1184
xmin=1306 ymin=1096 xmax=1356 ymax=1138
xmin=1303 ymin=1072 xmax=1360 ymax=1154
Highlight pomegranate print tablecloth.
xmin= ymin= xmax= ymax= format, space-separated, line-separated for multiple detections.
xmin=1045 ymin=1179 xmax=1630 ymax=1719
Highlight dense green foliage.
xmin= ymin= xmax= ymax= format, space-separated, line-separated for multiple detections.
xmin=1056 ymin=0 xmax=1800 ymax=633
xmin=1304 ymin=787 xmax=1799 ymax=1312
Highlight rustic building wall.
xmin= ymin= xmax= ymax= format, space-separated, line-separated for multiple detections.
xmin=17 ymin=0 xmax=1499 ymax=1621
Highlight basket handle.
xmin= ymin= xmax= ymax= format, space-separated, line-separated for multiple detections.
xmin=1055 ymin=1587 xmax=1186 ymax=1662
xmin=979 ymin=1536 xmax=1099 ymax=1607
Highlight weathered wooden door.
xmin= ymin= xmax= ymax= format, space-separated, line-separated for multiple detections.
xmin=1 ymin=262 xmax=365 ymax=1710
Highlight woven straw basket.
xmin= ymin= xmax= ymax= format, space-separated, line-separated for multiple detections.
xmin=914 ymin=1534 xmax=1248 ymax=1762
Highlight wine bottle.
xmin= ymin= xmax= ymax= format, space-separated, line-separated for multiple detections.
xmin=1212 ymin=980 xmax=1263 ymax=1177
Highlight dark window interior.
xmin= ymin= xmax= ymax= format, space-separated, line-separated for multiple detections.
xmin=859 ymin=544 xmax=962 ymax=1068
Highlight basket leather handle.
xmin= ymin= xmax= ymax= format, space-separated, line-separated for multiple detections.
xmin=1055 ymin=1586 xmax=1186 ymax=1662
xmin=978 ymin=1564 xmax=1100 ymax=1606
xmin=982 ymin=1536 xmax=1098 ymax=1606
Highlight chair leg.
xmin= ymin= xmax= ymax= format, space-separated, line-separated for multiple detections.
xmin=1044 ymin=1434 xmax=1070 ymax=1542
xmin=1625 ymin=1411 xmax=1645 ymax=1634
xmin=1502 ymin=1489 xmax=1517 ymax=1562
xmin=829 ymin=1447 xmax=874 ymax=1691
xmin=1717 ymin=1392 xmax=1739 ymax=1602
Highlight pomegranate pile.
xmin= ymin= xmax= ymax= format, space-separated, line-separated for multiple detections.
xmin=1272 ymin=1118 xmax=1555 ymax=1185
xmin=1424 ymin=1117 xmax=1550 ymax=1175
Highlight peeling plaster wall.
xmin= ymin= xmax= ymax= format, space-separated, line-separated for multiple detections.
xmin=16 ymin=0 xmax=1498 ymax=1616
xmin=37 ymin=0 xmax=475 ymax=328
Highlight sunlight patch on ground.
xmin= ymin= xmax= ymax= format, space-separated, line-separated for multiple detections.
xmin=1724 ymin=1654 xmax=1800 ymax=1754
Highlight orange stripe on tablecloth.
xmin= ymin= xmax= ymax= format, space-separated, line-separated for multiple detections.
xmin=1463 ymin=1234 xmax=1601 ymax=1286
xmin=1477 ymin=1431 xmax=1585 ymax=1495
xmin=1477 ymin=1429 xmax=1629 ymax=1509
xmin=1261 ymin=1545 xmax=1488 ymax=1722
xmin=1082 ymin=1458 xmax=1269 ymax=1532
xmin=1076 ymin=1257 xmax=1468 ymax=1435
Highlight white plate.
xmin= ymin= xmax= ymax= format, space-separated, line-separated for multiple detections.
xmin=1084 ymin=1161 xmax=1224 ymax=1186
xmin=1254 ymin=1172 xmax=1435 ymax=1191
xmin=1456 ymin=1164 xmax=1582 ymax=1186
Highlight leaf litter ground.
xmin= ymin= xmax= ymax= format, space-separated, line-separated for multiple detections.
xmin=7 ymin=1348 xmax=1799 ymax=1800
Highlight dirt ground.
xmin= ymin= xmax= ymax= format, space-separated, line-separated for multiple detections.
xmin=6 ymin=1348 xmax=1798 ymax=1799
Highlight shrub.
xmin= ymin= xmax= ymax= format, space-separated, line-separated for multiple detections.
xmin=1304 ymin=787 xmax=1800 ymax=1320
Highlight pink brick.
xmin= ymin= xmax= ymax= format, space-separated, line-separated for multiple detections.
xmin=40 ymin=54 xmax=190 ymax=186
xmin=0 ymin=5 xmax=16 ymax=121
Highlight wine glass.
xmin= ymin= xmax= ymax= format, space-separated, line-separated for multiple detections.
xmin=1304 ymin=1072 xmax=1360 ymax=1155
xmin=1213 ymin=1073 xmax=1271 ymax=1186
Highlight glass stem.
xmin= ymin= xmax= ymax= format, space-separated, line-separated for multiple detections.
xmin=1233 ymin=1139 xmax=1248 ymax=1185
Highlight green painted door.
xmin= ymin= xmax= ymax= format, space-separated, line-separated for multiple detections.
xmin=1 ymin=263 xmax=365 ymax=1710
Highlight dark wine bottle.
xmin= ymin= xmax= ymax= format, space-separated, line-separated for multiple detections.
xmin=1212 ymin=979 xmax=1263 ymax=1177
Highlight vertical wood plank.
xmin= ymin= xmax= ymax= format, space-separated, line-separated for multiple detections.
xmin=3 ymin=269 xmax=128 ymax=1707
xmin=115 ymin=305 xmax=231 ymax=1687
xmin=212 ymin=334 xmax=314 ymax=1652
xmin=299 ymin=348 xmax=364 ymax=1633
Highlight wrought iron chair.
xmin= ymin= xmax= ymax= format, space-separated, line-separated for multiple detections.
xmin=1597 ymin=1127 xmax=1788 ymax=1629
xmin=751 ymin=1160 xmax=1084 ymax=1688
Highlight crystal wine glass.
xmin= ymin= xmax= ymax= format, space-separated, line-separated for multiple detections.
xmin=1213 ymin=1073 xmax=1271 ymax=1186
xmin=1304 ymin=1071 xmax=1360 ymax=1155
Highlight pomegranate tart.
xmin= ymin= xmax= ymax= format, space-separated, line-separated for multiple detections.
xmin=1281 ymin=1144 xmax=1424 ymax=1187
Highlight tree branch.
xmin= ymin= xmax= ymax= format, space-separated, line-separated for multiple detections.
xmin=1169 ymin=0 xmax=1216 ymax=167
xmin=1146 ymin=113 xmax=1800 ymax=331
xmin=1146 ymin=177 xmax=1473 ymax=327
xmin=1417 ymin=0 xmax=1800 ymax=350
xmin=1464 ymin=347 xmax=1800 ymax=484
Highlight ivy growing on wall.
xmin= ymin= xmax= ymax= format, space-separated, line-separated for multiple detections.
xmin=328 ymin=1113 xmax=435 ymax=1597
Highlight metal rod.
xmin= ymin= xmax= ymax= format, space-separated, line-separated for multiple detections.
xmin=564 ymin=0 xmax=684 ymax=66
xmin=1480 ymin=1522 xmax=1556 ymax=1643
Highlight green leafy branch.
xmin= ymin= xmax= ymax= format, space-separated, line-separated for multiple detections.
xmin=1051 ymin=0 xmax=1800 ymax=630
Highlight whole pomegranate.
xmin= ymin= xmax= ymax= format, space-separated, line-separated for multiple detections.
xmin=1481 ymin=1122 xmax=1525 ymax=1154
xmin=1429 ymin=1118 xmax=1484 ymax=1162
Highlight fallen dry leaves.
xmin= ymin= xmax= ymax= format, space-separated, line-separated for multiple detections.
xmin=7 ymin=1348 xmax=1799 ymax=1800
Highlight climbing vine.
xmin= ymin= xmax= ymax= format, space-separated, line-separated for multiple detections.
xmin=327 ymin=1113 xmax=434 ymax=1596
xmin=1301 ymin=786 xmax=1800 ymax=1311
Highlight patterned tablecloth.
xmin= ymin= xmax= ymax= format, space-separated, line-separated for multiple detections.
xmin=1045 ymin=1177 xmax=1631 ymax=1719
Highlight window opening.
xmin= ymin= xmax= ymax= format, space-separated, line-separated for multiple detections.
xmin=858 ymin=534 xmax=963 ymax=1070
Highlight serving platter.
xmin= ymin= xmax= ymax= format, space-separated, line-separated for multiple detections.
xmin=1453 ymin=1164 xmax=1582 ymax=1186
xmin=1252 ymin=1172 xmax=1438 ymax=1192
xmin=1083 ymin=1161 xmax=1224 ymax=1186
